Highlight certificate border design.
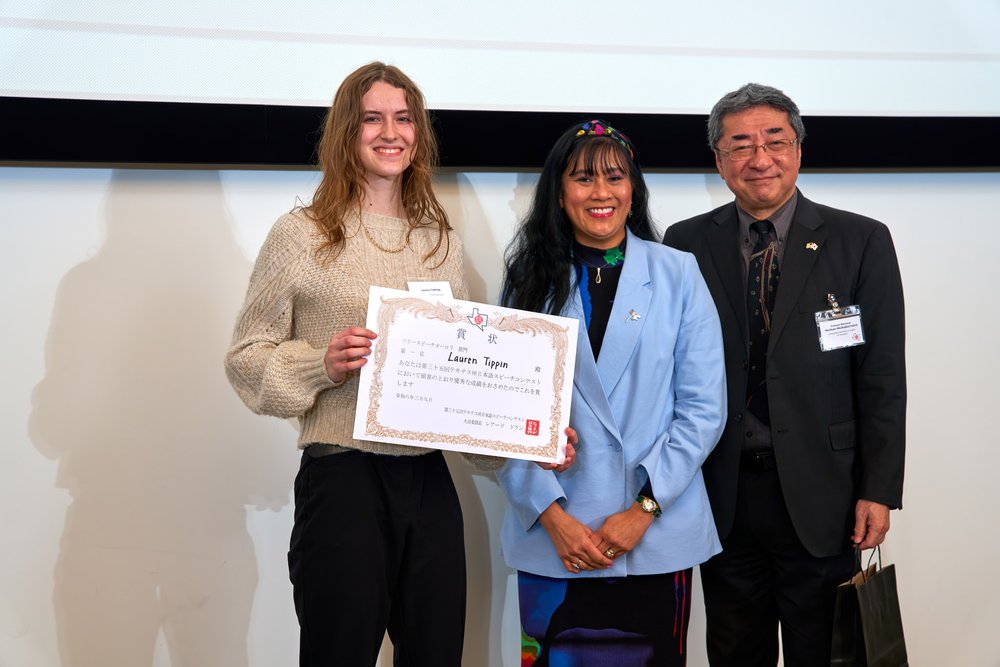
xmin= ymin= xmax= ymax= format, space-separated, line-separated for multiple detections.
xmin=364 ymin=295 xmax=570 ymax=459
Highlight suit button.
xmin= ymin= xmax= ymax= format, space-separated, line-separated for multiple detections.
xmin=743 ymin=359 xmax=748 ymax=369
xmin=745 ymin=430 xmax=753 ymax=438
xmin=735 ymin=413 xmax=743 ymax=423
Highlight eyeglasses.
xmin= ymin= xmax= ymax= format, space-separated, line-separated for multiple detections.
xmin=716 ymin=138 xmax=799 ymax=162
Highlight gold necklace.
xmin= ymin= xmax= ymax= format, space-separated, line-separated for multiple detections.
xmin=578 ymin=246 xmax=625 ymax=284
xmin=360 ymin=222 xmax=408 ymax=253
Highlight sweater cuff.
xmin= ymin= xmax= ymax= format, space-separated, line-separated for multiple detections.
xmin=296 ymin=346 xmax=340 ymax=391
xmin=462 ymin=453 xmax=505 ymax=472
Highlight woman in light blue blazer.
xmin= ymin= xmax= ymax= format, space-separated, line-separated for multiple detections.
xmin=497 ymin=120 xmax=726 ymax=666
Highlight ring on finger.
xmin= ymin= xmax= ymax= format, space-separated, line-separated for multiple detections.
xmin=605 ymin=547 xmax=616 ymax=558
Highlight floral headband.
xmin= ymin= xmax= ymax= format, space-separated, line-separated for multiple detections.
xmin=575 ymin=120 xmax=635 ymax=160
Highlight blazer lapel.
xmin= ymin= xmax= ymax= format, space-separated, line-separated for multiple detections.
xmin=596 ymin=231 xmax=652 ymax=398
xmin=706 ymin=204 xmax=748 ymax=353
xmin=769 ymin=195 xmax=826 ymax=352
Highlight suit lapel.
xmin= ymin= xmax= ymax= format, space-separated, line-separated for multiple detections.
xmin=769 ymin=195 xmax=826 ymax=352
xmin=706 ymin=204 xmax=748 ymax=353
xmin=596 ymin=232 xmax=652 ymax=398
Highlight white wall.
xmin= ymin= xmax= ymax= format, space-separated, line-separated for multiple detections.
xmin=1 ymin=165 xmax=998 ymax=666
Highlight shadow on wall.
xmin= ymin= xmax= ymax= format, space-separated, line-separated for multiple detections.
xmin=701 ymin=171 xmax=735 ymax=216
xmin=28 ymin=170 xmax=296 ymax=667
xmin=434 ymin=172 xmax=493 ymax=303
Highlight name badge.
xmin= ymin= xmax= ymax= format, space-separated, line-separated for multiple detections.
xmin=815 ymin=293 xmax=865 ymax=352
xmin=406 ymin=280 xmax=453 ymax=299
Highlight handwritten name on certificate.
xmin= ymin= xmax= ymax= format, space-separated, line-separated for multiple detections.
xmin=353 ymin=286 xmax=578 ymax=464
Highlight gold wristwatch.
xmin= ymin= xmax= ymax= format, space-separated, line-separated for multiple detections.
xmin=636 ymin=494 xmax=662 ymax=518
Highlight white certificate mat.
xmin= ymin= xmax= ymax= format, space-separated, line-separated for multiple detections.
xmin=353 ymin=287 xmax=578 ymax=463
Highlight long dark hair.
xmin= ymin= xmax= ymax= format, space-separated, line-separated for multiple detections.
xmin=500 ymin=120 xmax=656 ymax=315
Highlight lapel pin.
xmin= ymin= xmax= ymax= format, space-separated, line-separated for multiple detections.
xmin=626 ymin=309 xmax=642 ymax=322
xmin=805 ymin=242 xmax=819 ymax=251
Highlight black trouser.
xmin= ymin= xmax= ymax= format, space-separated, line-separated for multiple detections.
xmin=289 ymin=448 xmax=466 ymax=667
xmin=700 ymin=459 xmax=855 ymax=667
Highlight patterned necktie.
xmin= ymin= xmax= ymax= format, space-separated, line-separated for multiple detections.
xmin=746 ymin=220 xmax=780 ymax=425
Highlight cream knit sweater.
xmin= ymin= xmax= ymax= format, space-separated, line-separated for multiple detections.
xmin=226 ymin=209 xmax=472 ymax=456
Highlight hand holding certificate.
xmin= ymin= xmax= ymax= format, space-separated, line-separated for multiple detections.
xmin=353 ymin=287 xmax=578 ymax=464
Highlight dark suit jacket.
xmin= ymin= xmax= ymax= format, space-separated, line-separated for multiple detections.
xmin=663 ymin=191 xmax=905 ymax=558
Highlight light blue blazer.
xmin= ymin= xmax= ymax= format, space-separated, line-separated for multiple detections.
xmin=496 ymin=232 xmax=727 ymax=578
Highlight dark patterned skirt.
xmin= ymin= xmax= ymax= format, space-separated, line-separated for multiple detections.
xmin=518 ymin=569 xmax=693 ymax=667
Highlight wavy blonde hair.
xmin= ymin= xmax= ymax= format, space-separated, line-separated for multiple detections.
xmin=304 ymin=62 xmax=450 ymax=262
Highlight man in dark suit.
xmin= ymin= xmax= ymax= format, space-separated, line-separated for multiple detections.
xmin=662 ymin=83 xmax=906 ymax=666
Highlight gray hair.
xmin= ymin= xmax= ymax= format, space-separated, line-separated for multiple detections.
xmin=707 ymin=83 xmax=806 ymax=150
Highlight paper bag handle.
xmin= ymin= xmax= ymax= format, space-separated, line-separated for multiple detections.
xmin=854 ymin=544 xmax=882 ymax=583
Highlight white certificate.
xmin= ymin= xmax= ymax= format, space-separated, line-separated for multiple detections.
xmin=353 ymin=286 xmax=578 ymax=463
